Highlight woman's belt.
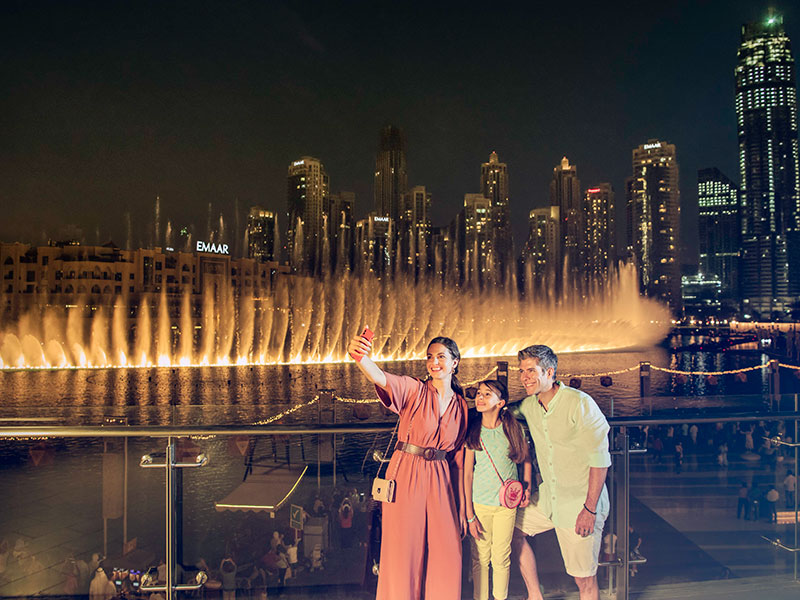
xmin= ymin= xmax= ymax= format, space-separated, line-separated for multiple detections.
xmin=395 ymin=441 xmax=448 ymax=461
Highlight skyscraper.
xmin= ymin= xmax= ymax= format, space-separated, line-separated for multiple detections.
xmin=736 ymin=13 xmax=799 ymax=316
xmin=520 ymin=206 xmax=561 ymax=292
xmin=374 ymin=126 xmax=408 ymax=223
xmin=626 ymin=140 xmax=681 ymax=312
xmin=549 ymin=157 xmax=582 ymax=281
xmin=324 ymin=191 xmax=355 ymax=272
xmin=246 ymin=207 xmax=277 ymax=262
xmin=463 ymin=193 xmax=492 ymax=287
xmin=583 ymin=184 xmax=615 ymax=281
xmin=286 ymin=156 xmax=329 ymax=270
xmin=697 ymin=168 xmax=740 ymax=296
xmin=402 ymin=186 xmax=432 ymax=273
xmin=481 ymin=152 xmax=512 ymax=281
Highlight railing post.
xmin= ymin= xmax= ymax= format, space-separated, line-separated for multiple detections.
xmin=497 ymin=360 xmax=508 ymax=388
xmin=768 ymin=359 xmax=780 ymax=407
xmin=639 ymin=361 xmax=650 ymax=398
xmin=166 ymin=437 xmax=176 ymax=600
xmin=615 ymin=426 xmax=630 ymax=600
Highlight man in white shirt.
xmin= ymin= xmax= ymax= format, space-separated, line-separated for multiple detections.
xmin=510 ymin=344 xmax=611 ymax=600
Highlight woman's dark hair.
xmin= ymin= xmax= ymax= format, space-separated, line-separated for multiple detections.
xmin=427 ymin=336 xmax=463 ymax=397
xmin=466 ymin=379 xmax=529 ymax=464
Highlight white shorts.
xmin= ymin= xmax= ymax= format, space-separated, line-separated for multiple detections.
xmin=515 ymin=503 xmax=606 ymax=578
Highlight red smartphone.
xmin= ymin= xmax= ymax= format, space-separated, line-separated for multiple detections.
xmin=353 ymin=327 xmax=374 ymax=362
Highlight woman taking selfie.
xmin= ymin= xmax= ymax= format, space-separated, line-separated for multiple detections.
xmin=348 ymin=329 xmax=468 ymax=600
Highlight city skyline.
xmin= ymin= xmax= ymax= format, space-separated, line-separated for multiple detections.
xmin=3 ymin=2 xmax=799 ymax=262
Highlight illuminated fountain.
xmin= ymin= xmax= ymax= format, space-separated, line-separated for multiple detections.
xmin=0 ymin=263 xmax=670 ymax=370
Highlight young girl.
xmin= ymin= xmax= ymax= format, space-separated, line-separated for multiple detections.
xmin=464 ymin=380 xmax=532 ymax=600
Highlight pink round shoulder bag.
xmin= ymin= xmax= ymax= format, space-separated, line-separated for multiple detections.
xmin=480 ymin=438 xmax=524 ymax=509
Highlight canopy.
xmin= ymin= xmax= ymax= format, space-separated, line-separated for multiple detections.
xmin=215 ymin=465 xmax=308 ymax=513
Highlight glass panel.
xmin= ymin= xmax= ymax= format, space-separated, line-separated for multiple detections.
xmin=180 ymin=429 xmax=395 ymax=597
xmin=605 ymin=415 xmax=799 ymax=598
xmin=0 ymin=435 xmax=165 ymax=597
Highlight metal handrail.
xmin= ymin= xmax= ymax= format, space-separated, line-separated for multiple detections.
xmin=1 ymin=411 xmax=798 ymax=438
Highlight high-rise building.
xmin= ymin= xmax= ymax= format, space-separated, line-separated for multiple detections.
xmin=402 ymin=186 xmax=432 ymax=273
xmin=627 ymin=140 xmax=681 ymax=312
xmin=583 ymin=184 xmax=615 ymax=281
xmin=324 ymin=191 xmax=355 ymax=272
xmin=550 ymin=157 xmax=582 ymax=284
xmin=355 ymin=214 xmax=392 ymax=275
xmin=374 ymin=126 xmax=408 ymax=223
xmin=520 ymin=206 xmax=561 ymax=283
xmin=246 ymin=207 xmax=277 ymax=262
xmin=463 ymin=193 xmax=492 ymax=287
xmin=481 ymin=152 xmax=512 ymax=280
xmin=286 ymin=156 xmax=329 ymax=270
xmin=697 ymin=168 xmax=740 ymax=296
xmin=736 ymin=13 xmax=800 ymax=316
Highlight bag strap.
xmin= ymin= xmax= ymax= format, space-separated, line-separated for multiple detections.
xmin=376 ymin=418 xmax=400 ymax=479
xmin=386 ymin=392 xmax=422 ymax=481
xmin=479 ymin=436 xmax=507 ymax=484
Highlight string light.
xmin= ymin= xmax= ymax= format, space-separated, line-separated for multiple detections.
xmin=559 ymin=366 xmax=640 ymax=378
xmin=252 ymin=362 xmax=800 ymax=418
xmin=650 ymin=365 xmax=765 ymax=376
xmin=251 ymin=395 xmax=320 ymax=425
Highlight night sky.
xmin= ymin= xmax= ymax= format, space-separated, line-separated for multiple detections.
xmin=2 ymin=1 xmax=799 ymax=265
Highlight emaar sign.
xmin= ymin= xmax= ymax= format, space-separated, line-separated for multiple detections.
xmin=196 ymin=241 xmax=230 ymax=254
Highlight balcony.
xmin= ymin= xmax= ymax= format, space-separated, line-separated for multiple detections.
xmin=0 ymin=397 xmax=797 ymax=599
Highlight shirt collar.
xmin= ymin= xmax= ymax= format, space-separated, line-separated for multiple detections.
xmin=536 ymin=381 xmax=563 ymax=412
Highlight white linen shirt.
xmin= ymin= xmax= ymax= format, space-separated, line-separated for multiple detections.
xmin=511 ymin=382 xmax=611 ymax=528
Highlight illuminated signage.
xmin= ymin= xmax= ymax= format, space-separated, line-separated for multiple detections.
xmin=643 ymin=143 xmax=662 ymax=150
xmin=293 ymin=160 xmax=305 ymax=166
xmin=373 ymin=216 xmax=389 ymax=222
xmin=196 ymin=241 xmax=229 ymax=254
xmin=587 ymin=188 xmax=601 ymax=193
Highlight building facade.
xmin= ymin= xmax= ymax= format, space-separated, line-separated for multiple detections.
xmin=697 ymin=168 xmax=740 ymax=297
xmin=463 ymin=193 xmax=493 ymax=287
xmin=287 ymin=156 xmax=329 ymax=271
xmin=401 ymin=185 xmax=432 ymax=275
xmin=374 ymin=126 xmax=408 ymax=224
xmin=583 ymin=184 xmax=616 ymax=282
xmin=246 ymin=207 xmax=277 ymax=262
xmin=626 ymin=140 xmax=681 ymax=312
xmin=520 ymin=206 xmax=561 ymax=296
xmin=735 ymin=14 xmax=800 ymax=316
xmin=480 ymin=151 xmax=512 ymax=282
xmin=550 ymin=157 xmax=583 ymax=286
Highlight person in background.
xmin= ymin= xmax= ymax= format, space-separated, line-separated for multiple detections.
xmin=784 ymin=470 xmax=796 ymax=508
xmin=220 ymin=556 xmax=237 ymax=600
xmin=737 ymin=482 xmax=750 ymax=519
xmin=765 ymin=486 xmax=780 ymax=523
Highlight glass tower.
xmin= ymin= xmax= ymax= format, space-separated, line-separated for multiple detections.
xmin=697 ymin=168 xmax=739 ymax=297
xmin=735 ymin=14 xmax=800 ymax=316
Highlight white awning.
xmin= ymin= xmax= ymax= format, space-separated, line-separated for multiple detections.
xmin=215 ymin=465 xmax=308 ymax=513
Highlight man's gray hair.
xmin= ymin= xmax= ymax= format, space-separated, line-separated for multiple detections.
xmin=517 ymin=344 xmax=558 ymax=379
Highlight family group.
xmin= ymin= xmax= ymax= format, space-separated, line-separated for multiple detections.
xmin=348 ymin=332 xmax=611 ymax=600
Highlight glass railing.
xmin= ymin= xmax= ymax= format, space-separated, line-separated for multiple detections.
xmin=0 ymin=398 xmax=798 ymax=599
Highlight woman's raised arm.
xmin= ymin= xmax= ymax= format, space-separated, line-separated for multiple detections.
xmin=347 ymin=330 xmax=388 ymax=390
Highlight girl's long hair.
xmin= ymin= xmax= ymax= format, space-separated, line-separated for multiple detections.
xmin=466 ymin=379 xmax=529 ymax=464
xmin=427 ymin=336 xmax=463 ymax=398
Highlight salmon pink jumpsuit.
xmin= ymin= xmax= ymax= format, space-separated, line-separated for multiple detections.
xmin=375 ymin=372 xmax=468 ymax=600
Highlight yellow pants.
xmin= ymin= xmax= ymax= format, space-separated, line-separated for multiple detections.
xmin=470 ymin=503 xmax=517 ymax=600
